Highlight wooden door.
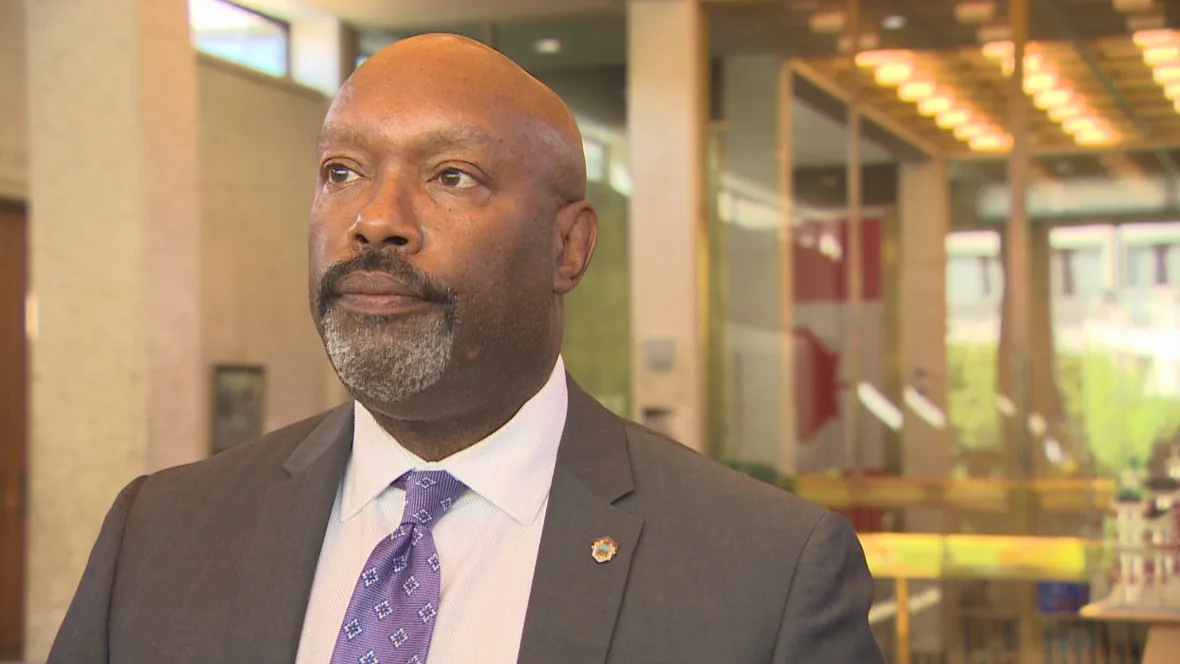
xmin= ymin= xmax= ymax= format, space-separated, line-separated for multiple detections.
xmin=0 ymin=202 xmax=27 ymax=661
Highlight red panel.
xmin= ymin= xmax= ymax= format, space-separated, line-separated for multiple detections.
xmin=792 ymin=218 xmax=882 ymax=303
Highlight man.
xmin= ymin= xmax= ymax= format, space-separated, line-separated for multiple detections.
xmin=48 ymin=35 xmax=884 ymax=664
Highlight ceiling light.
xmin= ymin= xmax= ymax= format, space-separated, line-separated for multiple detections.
xmin=532 ymin=38 xmax=562 ymax=54
xmin=1114 ymin=0 xmax=1157 ymax=12
xmin=1063 ymin=116 xmax=1098 ymax=134
xmin=855 ymin=50 xmax=911 ymax=68
xmin=882 ymin=15 xmax=907 ymax=30
xmin=810 ymin=11 xmax=846 ymax=34
xmin=1023 ymin=71 xmax=1057 ymax=93
xmin=1075 ymin=128 xmax=1117 ymax=146
xmin=955 ymin=1 xmax=996 ymax=24
xmin=937 ymin=108 xmax=971 ymax=129
xmin=982 ymin=40 xmax=1012 ymax=60
xmin=954 ymin=122 xmax=988 ymax=140
xmin=1165 ymin=83 xmax=1180 ymax=99
xmin=1049 ymin=102 xmax=1086 ymax=121
xmin=898 ymin=80 xmax=935 ymax=101
xmin=1134 ymin=29 xmax=1177 ymax=47
xmin=978 ymin=24 xmax=1012 ymax=44
xmin=1144 ymin=44 xmax=1180 ymax=66
xmin=918 ymin=94 xmax=953 ymax=116
xmin=1154 ymin=65 xmax=1180 ymax=84
xmin=970 ymin=132 xmax=1012 ymax=152
xmin=1174 ymin=99 xmax=1180 ymax=113
xmin=875 ymin=62 xmax=914 ymax=85
xmin=1034 ymin=88 xmax=1072 ymax=109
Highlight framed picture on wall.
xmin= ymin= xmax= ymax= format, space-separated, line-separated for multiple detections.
xmin=211 ymin=364 xmax=266 ymax=455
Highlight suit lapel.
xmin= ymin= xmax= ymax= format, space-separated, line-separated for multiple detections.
xmin=223 ymin=404 xmax=354 ymax=663
xmin=516 ymin=381 xmax=643 ymax=664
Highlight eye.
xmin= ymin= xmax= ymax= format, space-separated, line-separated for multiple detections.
xmin=437 ymin=168 xmax=479 ymax=189
xmin=324 ymin=164 xmax=359 ymax=184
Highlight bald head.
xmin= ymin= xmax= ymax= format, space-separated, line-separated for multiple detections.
xmin=337 ymin=33 xmax=587 ymax=202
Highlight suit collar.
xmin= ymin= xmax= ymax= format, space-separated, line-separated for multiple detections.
xmin=554 ymin=376 xmax=635 ymax=505
xmin=224 ymin=404 xmax=353 ymax=663
xmin=516 ymin=379 xmax=642 ymax=664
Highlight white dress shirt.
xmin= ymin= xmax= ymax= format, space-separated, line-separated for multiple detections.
xmin=295 ymin=357 xmax=569 ymax=664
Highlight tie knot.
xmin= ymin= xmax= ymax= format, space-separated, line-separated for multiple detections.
xmin=396 ymin=470 xmax=467 ymax=530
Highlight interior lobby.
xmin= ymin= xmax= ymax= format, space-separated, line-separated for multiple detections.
xmin=5 ymin=0 xmax=1180 ymax=661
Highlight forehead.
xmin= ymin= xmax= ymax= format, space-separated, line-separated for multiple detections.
xmin=320 ymin=73 xmax=532 ymax=156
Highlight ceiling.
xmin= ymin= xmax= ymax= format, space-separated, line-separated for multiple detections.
xmin=235 ymin=0 xmax=1180 ymax=191
xmin=235 ymin=0 xmax=620 ymax=27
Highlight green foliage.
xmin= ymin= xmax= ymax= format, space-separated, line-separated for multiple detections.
xmin=947 ymin=343 xmax=1001 ymax=450
xmin=1055 ymin=351 xmax=1180 ymax=473
xmin=947 ymin=343 xmax=1180 ymax=474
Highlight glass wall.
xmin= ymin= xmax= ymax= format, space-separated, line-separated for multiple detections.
xmin=705 ymin=0 xmax=1180 ymax=660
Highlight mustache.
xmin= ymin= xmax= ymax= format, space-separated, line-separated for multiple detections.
xmin=315 ymin=249 xmax=455 ymax=318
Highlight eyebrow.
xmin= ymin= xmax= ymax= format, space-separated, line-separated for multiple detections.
xmin=317 ymin=122 xmax=500 ymax=157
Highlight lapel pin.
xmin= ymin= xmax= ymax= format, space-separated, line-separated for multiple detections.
xmin=591 ymin=536 xmax=619 ymax=564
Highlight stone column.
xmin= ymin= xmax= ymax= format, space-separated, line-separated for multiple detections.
xmin=897 ymin=158 xmax=955 ymax=657
xmin=627 ymin=0 xmax=709 ymax=452
xmin=24 ymin=0 xmax=203 ymax=657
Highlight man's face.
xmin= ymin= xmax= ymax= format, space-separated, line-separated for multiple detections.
xmin=309 ymin=63 xmax=558 ymax=409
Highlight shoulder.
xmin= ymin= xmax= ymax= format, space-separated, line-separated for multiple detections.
xmin=133 ymin=407 xmax=342 ymax=503
xmin=618 ymin=419 xmax=832 ymax=542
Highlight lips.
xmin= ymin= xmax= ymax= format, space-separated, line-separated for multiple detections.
xmin=332 ymin=271 xmax=432 ymax=316
xmin=336 ymin=271 xmax=425 ymax=299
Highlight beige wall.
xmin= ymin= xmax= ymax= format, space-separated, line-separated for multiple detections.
xmin=197 ymin=56 xmax=344 ymax=431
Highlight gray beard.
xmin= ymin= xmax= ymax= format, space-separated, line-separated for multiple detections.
xmin=320 ymin=307 xmax=458 ymax=404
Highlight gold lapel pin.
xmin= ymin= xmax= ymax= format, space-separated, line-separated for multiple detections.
xmin=591 ymin=536 xmax=619 ymax=564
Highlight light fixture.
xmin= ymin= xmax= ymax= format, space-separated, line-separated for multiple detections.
xmin=1134 ymin=29 xmax=1177 ymax=47
xmin=970 ymin=132 xmax=1012 ymax=152
xmin=937 ymin=108 xmax=971 ymax=128
xmin=855 ymin=49 xmax=910 ymax=68
xmin=1143 ymin=43 xmax=1180 ymax=66
xmin=898 ymin=80 xmax=935 ymax=101
xmin=954 ymin=122 xmax=988 ymax=140
xmin=1165 ymin=83 xmax=1180 ymax=99
xmin=1023 ymin=71 xmax=1057 ymax=93
xmin=810 ymin=10 xmax=846 ymax=34
xmin=955 ymin=1 xmax=996 ymax=24
xmin=1076 ymin=128 xmax=1117 ymax=146
xmin=1048 ymin=102 xmax=1085 ymax=121
xmin=918 ymin=94 xmax=953 ymax=116
xmin=882 ymin=14 xmax=907 ymax=30
xmin=532 ymin=38 xmax=562 ymax=54
xmin=875 ymin=62 xmax=914 ymax=85
xmin=1034 ymin=88 xmax=1071 ymax=109
xmin=982 ymin=40 xmax=1012 ymax=60
xmin=1154 ymin=65 xmax=1180 ymax=84
xmin=1063 ymin=116 xmax=1098 ymax=134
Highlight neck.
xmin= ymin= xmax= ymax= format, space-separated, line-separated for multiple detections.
xmin=366 ymin=353 xmax=559 ymax=462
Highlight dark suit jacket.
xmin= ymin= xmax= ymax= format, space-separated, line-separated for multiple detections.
xmin=48 ymin=378 xmax=886 ymax=663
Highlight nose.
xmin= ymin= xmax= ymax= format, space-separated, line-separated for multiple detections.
xmin=349 ymin=176 xmax=423 ymax=253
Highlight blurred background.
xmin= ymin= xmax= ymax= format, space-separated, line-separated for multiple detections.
xmin=5 ymin=0 xmax=1180 ymax=661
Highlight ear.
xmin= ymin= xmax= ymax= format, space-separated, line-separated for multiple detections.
xmin=552 ymin=200 xmax=598 ymax=296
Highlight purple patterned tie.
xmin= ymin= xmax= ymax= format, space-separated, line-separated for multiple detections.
xmin=328 ymin=470 xmax=468 ymax=664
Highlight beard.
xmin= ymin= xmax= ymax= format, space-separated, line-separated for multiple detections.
xmin=314 ymin=250 xmax=461 ymax=405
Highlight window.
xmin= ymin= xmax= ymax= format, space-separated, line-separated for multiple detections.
xmin=1125 ymin=243 xmax=1180 ymax=288
xmin=1126 ymin=245 xmax=1154 ymax=288
xmin=189 ymin=0 xmax=289 ymax=78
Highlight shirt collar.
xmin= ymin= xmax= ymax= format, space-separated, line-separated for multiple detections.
xmin=342 ymin=356 xmax=568 ymax=527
